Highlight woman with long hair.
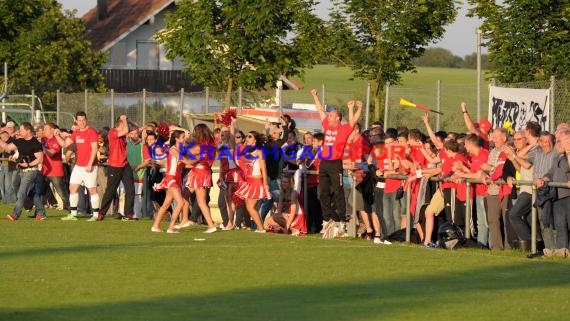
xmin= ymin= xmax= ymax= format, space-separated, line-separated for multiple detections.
xmin=218 ymin=125 xmax=245 ymax=230
xmin=185 ymin=124 xmax=218 ymax=233
xmin=151 ymin=130 xmax=187 ymax=233
xmin=235 ymin=131 xmax=269 ymax=232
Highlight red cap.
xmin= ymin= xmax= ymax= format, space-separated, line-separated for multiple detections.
xmin=478 ymin=120 xmax=491 ymax=132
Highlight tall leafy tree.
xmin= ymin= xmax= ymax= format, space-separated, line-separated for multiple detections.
xmin=468 ymin=0 xmax=570 ymax=82
xmin=0 ymin=0 xmax=106 ymax=98
xmin=156 ymin=0 xmax=324 ymax=108
xmin=327 ymin=0 xmax=457 ymax=119
xmin=414 ymin=47 xmax=463 ymax=68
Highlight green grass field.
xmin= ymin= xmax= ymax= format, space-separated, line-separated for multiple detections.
xmin=282 ymin=65 xmax=490 ymax=132
xmin=1 ymin=206 xmax=569 ymax=321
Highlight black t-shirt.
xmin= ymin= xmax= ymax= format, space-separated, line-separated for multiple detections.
xmin=13 ymin=137 xmax=42 ymax=163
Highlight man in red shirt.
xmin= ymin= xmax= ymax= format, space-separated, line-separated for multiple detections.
xmin=461 ymin=101 xmax=491 ymax=148
xmin=455 ymin=133 xmax=490 ymax=247
xmin=99 ymin=115 xmax=135 ymax=220
xmin=40 ymin=122 xmax=69 ymax=211
xmin=311 ymin=89 xmax=362 ymax=238
xmin=55 ymin=111 xmax=100 ymax=221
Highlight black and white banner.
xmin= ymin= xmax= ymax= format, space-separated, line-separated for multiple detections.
xmin=488 ymin=86 xmax=550 ymax=132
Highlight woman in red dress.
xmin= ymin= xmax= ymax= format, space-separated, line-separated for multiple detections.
xmin=185 ymin=124 xmax=218 ymax=233
xmin=235 ymin=131 xmax=269 ymax=233
xmin=151 ymin=130 xmax=186 ymax=233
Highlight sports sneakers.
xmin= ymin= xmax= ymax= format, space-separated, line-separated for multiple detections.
xmin=6 ymin=214 xmax=17 ymax=221
xmin=321 ymin=220 xmax=335 ymax=239
xmin=425 ymin=242 xmax=438 ymax=249
xmin=35 ymin=215 xmax=46 ymax=221
xmin=61 ymin=214 xmax=77 ymax=221
xmin=203 ymin=227 xmax=217 ymax=234
xmin=87 ymin=214 xmax=104 ymax=222
xmin=335 ymin=222 xmax=347 ymax=238
xmin=374 ymin=237 xmax=392 ymax=245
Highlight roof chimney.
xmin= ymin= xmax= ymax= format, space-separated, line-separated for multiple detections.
xmin=97 ymin=0 xmax=108 ymax=21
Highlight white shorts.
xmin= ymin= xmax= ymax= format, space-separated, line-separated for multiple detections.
xmin=69 ymin=165 xmax=98 ymax=189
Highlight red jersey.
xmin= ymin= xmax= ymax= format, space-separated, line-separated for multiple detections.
xmin=378 ymin=150 xmax=401 ymax=193
xmin=348 ymin=134 xmax=371 ymax=162
xmin=469 ymin=148 xmax=490 ymax=196
xmin=440 ymin=149 xmax=470 ymax=201
xmin=409 ymin=144 xmax=427 ymax=167
xmin=41 ymin=136 xmax=64 ymax=177
xmin=107 ymin=128 xmax=128 ymax=167
xmin=142 ymin=143 xmax=151 ymax=161
xmin=70 ymin=127 xmax=98 ymax=167
xmin=322 ymin=118 xmax=353 ymax=160
xmin=439 ymin=149 xmax=454 ymax=190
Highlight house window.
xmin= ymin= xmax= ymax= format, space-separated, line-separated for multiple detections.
xmin=110 ymin=42 xmax=127 ymax=68
xmin=136 ymin=41 xmax=159 ymax=70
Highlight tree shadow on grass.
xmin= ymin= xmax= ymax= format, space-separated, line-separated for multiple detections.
xmin=1 ymin=261 xmax=568 ymax=321
xmin=0 ymin=242 xmax=181 ymax=259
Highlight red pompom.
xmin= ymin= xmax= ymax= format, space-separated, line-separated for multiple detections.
xmin=156 ymin=122 xmax=170 ymax=140
xmin=220 ymin=108 xmax=237 ymax=126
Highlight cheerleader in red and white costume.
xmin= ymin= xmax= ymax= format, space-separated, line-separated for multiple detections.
xmin=151 ymin=130 xmax=187 ymax=233
xmin=185 ymin=124 xmax=218 ymax=233
xmin=235 ymin=131 xmax=269 ymax=233
xmin=218 ymin=126 xmax=245 ymax=230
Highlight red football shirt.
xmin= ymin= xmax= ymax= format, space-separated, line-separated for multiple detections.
xmin=378 ymin=150 xmax=402 ymax=193
xmin=41 ymin=136 xmax=64 ymax=177
xmin=348 ymin=134 xmax=371 ymax=163
xmin=469 ymin=148 xmax=490 ymax=196
xmin=107 ymin=128 xmax=128 ymax=167
xmin=322 ymin=118 xmax=353 ymax=160
xmin=440 ymin=149 xmax=471 ymax=200
xmin=142 ymin=143 xmax=151 ymax=161
xmin=70 ymin=127 xmax=99 ymax=167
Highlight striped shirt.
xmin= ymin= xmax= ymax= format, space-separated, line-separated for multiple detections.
xmin=532 ymin=148 xmax=559 ymax=179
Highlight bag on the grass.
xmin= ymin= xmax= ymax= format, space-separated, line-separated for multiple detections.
xmin=437 ymin=222 xmax=465 ymax=249
xmin=387 ymin=228 xmax=422 ymax=244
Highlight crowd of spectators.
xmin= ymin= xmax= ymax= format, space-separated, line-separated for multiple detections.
xmin=2 ymin=91 xmax=570 ymax=256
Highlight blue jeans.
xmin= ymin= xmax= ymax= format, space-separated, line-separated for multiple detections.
xmin=13 ymin=170 xmax=45 ymax=218
xmin=476 ymin=196 xmax=489 ymax=246
xmin=3 ymin=167 xmax=18 ymax=203
xmin=259 ymin=178 xmax=280 ymax=221
xmin=39 ymin=176 xmax=70 ymax=210
xmin=553 ymin=197 xmax=570 ymax=250
xmin=382 ymin=192 xmax=401 ymax=236
xmin=538 ymin=207 xmax=556 ymax=249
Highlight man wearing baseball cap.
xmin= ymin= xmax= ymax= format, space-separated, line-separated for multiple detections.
xmin=461 ymin=102 xmax=491 ymax=148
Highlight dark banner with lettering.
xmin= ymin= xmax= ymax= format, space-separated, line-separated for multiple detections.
xmin=488 ymin=86 xmax=550 ymax=131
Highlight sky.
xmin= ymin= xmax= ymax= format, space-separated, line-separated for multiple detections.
xmin=59 ymin=0 xmax=484 ymax=57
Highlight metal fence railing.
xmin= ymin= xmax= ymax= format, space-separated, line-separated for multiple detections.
xmin=1 ymin=76 xmax=568 ymax=133
xmin=278 ymin=170 xmax=566 ymax=255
